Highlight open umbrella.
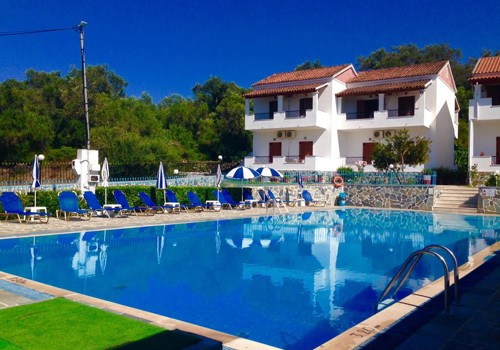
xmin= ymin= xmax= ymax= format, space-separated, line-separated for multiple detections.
xmin=225 ymin=166 xmax=260 ymax=201
xmin=156 ymin=162 xmax=167 ymax=204
xmin=31 ymin=155 xmax=41 ymax=207
xmin=101 ymin=157 xmax=110 ymax=204
xmin=256 ymin=166 xmax=283 ymax=178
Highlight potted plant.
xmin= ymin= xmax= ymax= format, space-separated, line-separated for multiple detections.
xmin=423 ymin=169 xmax=432 ymax=184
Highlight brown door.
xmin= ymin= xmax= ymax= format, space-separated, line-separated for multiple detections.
xmin=299 ymin=141 xmax=313 ymax=161
xmin=496 ymin=137 xmax=500 ymax=164
xmin=363 ymin=142 xmax=376 ymax=163
xmin=269 ymin=142 xmax=282 ymax=163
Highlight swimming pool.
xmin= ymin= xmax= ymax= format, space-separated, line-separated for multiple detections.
xmin=0 ymin=208 xmax=499 ymax=349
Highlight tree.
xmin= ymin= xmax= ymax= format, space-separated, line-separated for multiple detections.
xmin=372 ymin=128 xmax=431 ymax=173
xmin=294 ymin=60 xmax=323 ymax=71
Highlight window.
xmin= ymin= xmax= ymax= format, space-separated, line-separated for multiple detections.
xmin=398 ymin=96 xmax=415 ymax=116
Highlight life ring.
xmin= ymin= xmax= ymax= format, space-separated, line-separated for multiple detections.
xmin=333 ymin=176 xmax=344 ymax=188
xmin=333 ymin=224 xmax=343 ymax=236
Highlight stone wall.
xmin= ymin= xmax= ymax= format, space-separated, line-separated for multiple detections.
xmin=478 ymin=187 xmax=500 ymax=214
xmin=343 ymin=184 xmax=435 ymax=211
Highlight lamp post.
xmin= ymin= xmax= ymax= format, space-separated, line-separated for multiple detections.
xmin=389 ymin=164 xmax=394 ymax=184
xmin=495 ymin=170 xmax=500 ymax=187
xmin=76 ymin=21 xmax=90 ymax=150
xmin=173 ymin=169 xmax=179 ymax=186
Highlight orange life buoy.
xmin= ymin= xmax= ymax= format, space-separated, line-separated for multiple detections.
xmin=333 ymin=176 xmax=344 ymax=188
xmin=333 ymin=224 xmax=343 ymax=236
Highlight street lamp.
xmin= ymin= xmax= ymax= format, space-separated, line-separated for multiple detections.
xmin=218 ymin=155 xmax=223 ymax=161
xmin=173 ymin=169 xmax=179 ymax=186
xmin=38 ymin=154 xmax=45 ymax=188
xmin=389 ymin=164 xmax=394 ymax=184
xmin=495 ymin=170 xmax=500 ymax=187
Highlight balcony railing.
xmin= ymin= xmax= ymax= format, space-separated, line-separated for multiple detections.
xmin=492 ymin=156 xmax=498 ymax=165
xmin=346 ymin=112 xmax=374 ymax=120
xmin=285 ymin=155 xmax=304 ymax=164
xmin=345 ymin=157 xmax=365 ymax=165
xmin=285 ymin=110 xmax=306 ymax=119
xmin=388 ymin=108 xmax=416 ymax=118
xmin=254 ymin=156 xmax=272 ymax=164
xmin=255 ymin=112 xmax=273 ymax=120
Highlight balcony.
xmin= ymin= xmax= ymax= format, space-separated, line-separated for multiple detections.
xmin=468 ymin=98 xmax=500 ymax=121
xmin=244 ymin=155 xmax=332 ymax=171
xmin=246 ymin=109 xmax=329 ymax=131
xmin=471 ymin=155 xmax=500 ymax=172
xmin=337 ymin=107 xmax=432 ymax=130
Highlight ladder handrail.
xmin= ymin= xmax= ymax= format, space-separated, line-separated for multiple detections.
xmin=393 ymin=245 xmax=460 ymax=305
xmin=375 ymin=248 xmax=452 ymax=313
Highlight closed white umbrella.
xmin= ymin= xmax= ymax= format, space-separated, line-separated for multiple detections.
xmin=156 ymin=162 xmax=167 ymax=204
xmin=31 ymin=155 xmax=41 ymax=207
xmin=101 ymin=157 xmax=110 ymax=204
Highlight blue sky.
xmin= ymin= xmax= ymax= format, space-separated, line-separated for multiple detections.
xmin=1 ymin=0 xmax=499 ymax=102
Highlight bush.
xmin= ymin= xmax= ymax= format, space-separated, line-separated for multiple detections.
xmin=434 ymin=167 xmax=467 ymax=185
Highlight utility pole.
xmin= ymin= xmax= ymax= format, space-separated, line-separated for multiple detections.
xmin=76 ymin=21 xmax=90 ymax=150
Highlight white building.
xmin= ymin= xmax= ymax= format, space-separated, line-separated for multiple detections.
xmin=468 ymin=56 xmax=500 ymax=173
xmin=244 ymin=61 xmax=459 ymax=171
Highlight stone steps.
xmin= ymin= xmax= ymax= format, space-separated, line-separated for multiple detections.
xmin=433 ymin=186 xmax=478 ymax=214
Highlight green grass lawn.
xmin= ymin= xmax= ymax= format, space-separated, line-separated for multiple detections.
xmin=0 ymin=298 xmax=201 ymax=349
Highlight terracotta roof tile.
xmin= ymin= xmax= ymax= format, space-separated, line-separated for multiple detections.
xmin=349 ymin=61 xmax=447 ymax=83
xmin=244 ymin=83 xmax=323 ymax=98
xmin=469 ymin=56 xmax=500 ymax=83
xmin=252 ymin=64 xmax=351 ymax=86
xmin=336 ymin=80 xmax=430 ymax=97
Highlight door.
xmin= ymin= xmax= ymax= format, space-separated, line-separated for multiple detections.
xmin=363 ymin=142 xmax=376 ymax=163
xmin=299 ymin=98 xmax=313 ymax=116
xmin=269 ymin=142 xmax=282 ymax=163
xmin=299 ymin=141 xmax=313 ymax=162
xmin=497 ymin=137 xmax=500 ymax=164
xmin=269 ymin=101 xmax=278 ymax=119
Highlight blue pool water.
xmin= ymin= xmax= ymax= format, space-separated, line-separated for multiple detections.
xmin=0 ymin=208 xmax=499 ymax=349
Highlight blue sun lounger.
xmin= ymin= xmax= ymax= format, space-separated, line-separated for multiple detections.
xmin=83 ymin=191 xmax=124 ymax=218
xmin=58 ymin=191 xmax=91 ymax=220
xmin=0 ymin=191 xmax=51 ymax=223
xmin=139 ymin=191 xmax=180 ymax=213
xmin=113 ymin=190 xmax=154 ymax=215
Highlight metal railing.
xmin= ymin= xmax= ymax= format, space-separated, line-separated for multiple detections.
xmin=254 ymin=156 xmax=272 ymax=164
xmin=254 ymin=112 xmax=273 ymax=120
xmin=375 ymin=245 xmax=459 ymax=314
xmin=345 ymin=112 xmax=374 ymax=120
xmin=388 ymin=108 xmax=416 ymax=118
xmin=285 ymin=110 xmax=305 ymax=119
xmin=284 ymin=156 xmax=304 ymax=164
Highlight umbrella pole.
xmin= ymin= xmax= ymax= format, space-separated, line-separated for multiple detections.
xmin=104 ymin=188 xmax=107 ymax=205
xmin=163 ymin=190 xmax=166 ymax=205
xmin=34 ymin=189 xmax=37 ymax=207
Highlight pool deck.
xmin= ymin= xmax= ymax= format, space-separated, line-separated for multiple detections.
xmin=0 ymin=204 xmax=499 ymax=350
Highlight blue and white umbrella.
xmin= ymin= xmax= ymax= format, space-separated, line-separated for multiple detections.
xmin=101 ymin=157 xmax=110 ymax=204
xmin=256 ymin=166 xmax=284 ymax=178
xmin=225 ymin=166 xmax=260 ymax=201
xmin=31 ymin=155 xmax=41 ymax=207
xmin=157 ymin=162 xmax=167 ymax=204
xmin=226 ymin=166 xmax=260 ymax=180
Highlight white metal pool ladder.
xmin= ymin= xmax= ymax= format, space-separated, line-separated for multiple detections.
xmin=375 ymin=244 xmax=460 ymax=314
